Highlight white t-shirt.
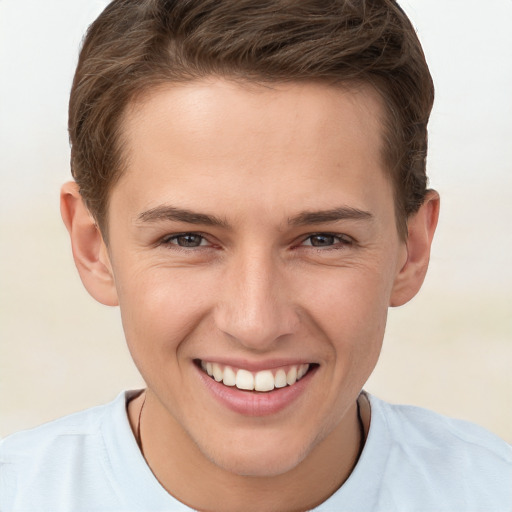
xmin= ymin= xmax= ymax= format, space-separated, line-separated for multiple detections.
xmin=1 ymin=390 xmax=511 ymax=512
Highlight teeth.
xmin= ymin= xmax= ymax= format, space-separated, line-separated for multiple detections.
xmin=297 ymin=364 xmax=308 ymax=380
xmin=223 ymin=366 xmax=236 ymax=386
xmin=236 ymin=369 xmax=254 ymax=390
xmin=212 ymin=363 xmax=223 ymax=382
xmin=286 ymin=366 xmax=297 ymax=386
xmin=254 ymin=370 xmax=274 ymax=392
xmin=274 ymin=369 xmax=287 ymax=388
xmin=201 ymin=361 xmax=311 ymax=392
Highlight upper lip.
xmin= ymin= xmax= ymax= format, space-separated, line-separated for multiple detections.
xmin=195 ymin=357 xmax=317 ymax=372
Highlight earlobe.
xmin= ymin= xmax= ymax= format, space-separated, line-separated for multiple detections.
xmin=390 ymin=190 xmax=440 ymax=307
xmin=60 ymin=182 xmax=119 ymax=306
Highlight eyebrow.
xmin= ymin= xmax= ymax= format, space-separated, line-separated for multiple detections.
xmin=288 ymin=207 xmax=373 ymax=226
xmin=136 ymin=204 xmax=373 ymax=228
xmin=137 ymin=206 xmax=229 ymax=228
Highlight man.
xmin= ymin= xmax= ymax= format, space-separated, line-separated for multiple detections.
xmin=1 ymin=1 xmax=510 ymax=510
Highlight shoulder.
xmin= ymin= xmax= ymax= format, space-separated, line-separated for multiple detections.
xmin=1 ymin=398 xmax=111 ymax=460
xmin=366 ymin=395 xmax=512 ymax=510
xmin=373 ymin=395 xmax=511 ymax=462
xmin=0 ymin=391 xmax=136 ymax=511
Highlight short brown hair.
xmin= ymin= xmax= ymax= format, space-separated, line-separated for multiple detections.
xmin=69 ymin=0 xmax=434 ymax=239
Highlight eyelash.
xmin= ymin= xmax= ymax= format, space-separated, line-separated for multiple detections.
xmin=159 ymin=232 xmax=354 ymax=251
xmin=160 ymin=233 xmax=212 ymax=249
xmin=299 ymin=233 xmax=354 ymax=250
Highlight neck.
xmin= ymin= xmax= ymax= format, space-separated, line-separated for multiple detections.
xmin=128 ymin=390 xmax=368 ymax=512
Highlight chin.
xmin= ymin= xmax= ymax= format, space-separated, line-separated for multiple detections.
xmin=212 ymin=451 xmax=305 ymax=478
xmin=200 ymin=431 xmax=314 ymax=478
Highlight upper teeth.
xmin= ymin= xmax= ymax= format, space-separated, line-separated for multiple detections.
xmin=201 ymin=361 xmax=310 ymax=392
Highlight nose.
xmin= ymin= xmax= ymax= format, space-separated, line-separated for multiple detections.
xmin=214 ymin=247 xmax=299 ymax=351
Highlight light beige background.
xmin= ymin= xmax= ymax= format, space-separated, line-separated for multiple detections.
xmin=1 ymin=0 xmax=511 ymax=442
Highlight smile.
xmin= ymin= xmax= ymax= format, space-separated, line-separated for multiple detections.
xmin=199 ymin=360 xmax=311 ymax=392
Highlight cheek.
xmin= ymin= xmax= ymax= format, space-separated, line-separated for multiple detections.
xmin=114 ymin=265 xmax=216 ymax=366
xmin=299 ymin=265 xmax=391 ymax=369
xmin=303 ymin=263 xmax=390 ymax=327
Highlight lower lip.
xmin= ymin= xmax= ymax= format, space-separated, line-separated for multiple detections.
xmin=196 ymin=365 xmax=316 ymax=417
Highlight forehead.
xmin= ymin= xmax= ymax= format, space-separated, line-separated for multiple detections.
xmin=113 ymin=79 xmax=393 ymax=225
xmin=123 ymin=79 xmax=386 ymax=161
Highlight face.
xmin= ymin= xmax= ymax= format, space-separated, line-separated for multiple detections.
xmin=105 ymin=79 xmax=408 ymax=476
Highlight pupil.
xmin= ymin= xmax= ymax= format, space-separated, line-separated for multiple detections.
xmin=311 ymin=235 xmax=334 ymax=247
xmin=178 ymin=235 xmax=201 ymax=247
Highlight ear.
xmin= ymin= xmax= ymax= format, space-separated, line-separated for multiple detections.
xmin=60 ymin=182 xmax=119 ymax=306
xmin=390 ymin=190 xmax=440 ymax=307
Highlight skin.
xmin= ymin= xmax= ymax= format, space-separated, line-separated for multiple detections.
xmin=61 ymin=79 xmax=439 ymax=511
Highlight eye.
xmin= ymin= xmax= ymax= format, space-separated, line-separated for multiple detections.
xmin=301 ymin=233 xmax=352 ymax=248
xmin=162 ymin=233 xmax=209 ymax=248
